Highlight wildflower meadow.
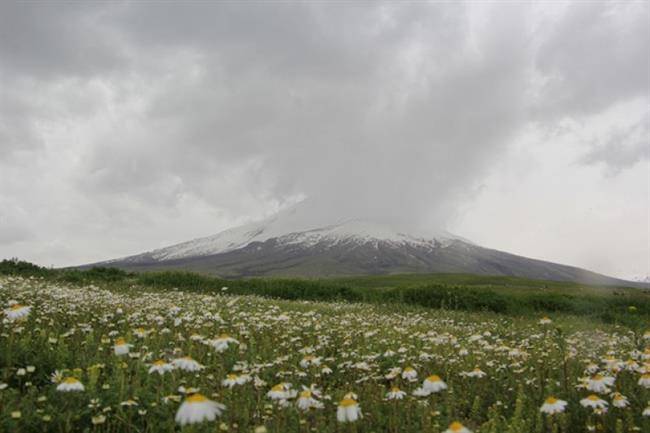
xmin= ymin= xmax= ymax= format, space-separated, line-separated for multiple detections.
xmin=1 ymin=273 xmax=649 ymax=432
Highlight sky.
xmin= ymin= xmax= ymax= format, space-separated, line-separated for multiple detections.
xmin=0 ymin=1 xmax=648 ymax=280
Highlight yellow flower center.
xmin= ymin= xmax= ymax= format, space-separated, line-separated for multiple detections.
xmin=339 ymin=398 xmax=357 ymax=407
xmin=227 ymin=374 xmax=238 ymax=380
xmin=153 ymin=360 xmax=166 ymax=366
xmin=592 ymin=374 xmax=603 ymax=380
xmin=64 ymin=377 xmax=79 ymax=384
xmin=404 ymin=367 xmax=414 ymax=372
xmin=587 ymin=395 xmax=600 ymax=401
xmin=115 ymin=338 xmax=126 ymax=346
xmin=449 ymin=421 xmax=465 ymax=432
xmin=186 ymin=393 xmax=208 ymax=403
xmin=10 ymin=304 xmax=24 ymax=310
xmin=300 ymin=390 xmax=312 ymax=398
xmin=390 ymin=387 xmax=401 ymax=393
xmin=218 ymin=333 xmax=229 ymax=339
xmin=545 ymin=397 xmax=557 ymax=404
xmin=426 ymin=375 xmax=441 ymax=382
xmin=271 ymin=384 xmax=285 ymax=392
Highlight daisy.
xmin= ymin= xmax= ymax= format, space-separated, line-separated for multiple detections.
xmin=422 ymin=374 xmax=447 ymax=393
xmin=56 ymin=377 xmax=84 ymax=392
xmin=401 ymin=366 xmax=418 ymax=381
xmin=172 ymin=356 xmax=204 ymax=372
xmin=540 ymin=396 xmax=568 ymax=414
xmin=221 ymin=373 xmax=251 ymax=388
xmin=337 ymin=397 xmax=362 ymax=422
xmin=539 ymin=317 xmax=552 ymax=325
xmin=113 ymin=338 xmax=132 ymax=356
xmin=209 ymin=333 xmax=239 ymax=353
xmin=462 ymin=367 xmax=487 ymax=378
xmin=587 ymin=374 xmax=615 ymax=393
xmin=611 ymin=393 xmax=629 ymax=408
xmin=580 ymin=394 xmax=608 ymax=410
xmin=148 ymin=360 xmax=174 ymax=375
xmin=299 ymin=355 xmax=321 ymax=368
xmin=638 ymin=373 xmax=650 ymax=388
xmin=175 ymin=393 xmax=225 ymax=426
xmin=386 ymin=386 xmax=406 ymax=400
xmin=444 ymin=421 xmax=472 ymax=433
xmin=297 ymin=390 xmax=324 ymax=410
xmin=5 ymin=304 xmax=31 ymax=321
xmin=266 ymin=383 xmax=296 ymax=400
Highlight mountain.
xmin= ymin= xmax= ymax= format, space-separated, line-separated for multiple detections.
xmin=91 ymin=206 xmax=643 ymax=287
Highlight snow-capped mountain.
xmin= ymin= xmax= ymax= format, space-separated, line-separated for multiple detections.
xmin=93 ymin=205 xmax=642 ymax=287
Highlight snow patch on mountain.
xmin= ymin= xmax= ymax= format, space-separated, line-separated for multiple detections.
xmin=118 ymin=204 xmax=469 ymax=263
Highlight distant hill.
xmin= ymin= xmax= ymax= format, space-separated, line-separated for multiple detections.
xmin=87 ymin=205 xmax=645 ymax=288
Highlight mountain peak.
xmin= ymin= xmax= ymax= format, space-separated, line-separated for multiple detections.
xmin=123 ymin=206 xmax=464 ymax=263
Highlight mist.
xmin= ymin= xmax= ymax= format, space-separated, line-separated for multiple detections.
xmin=0 ymin=2 xmax=648 ymax=278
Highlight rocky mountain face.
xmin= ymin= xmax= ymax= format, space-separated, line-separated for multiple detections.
xmin=91 ymin=208 xmax=642 ymax=287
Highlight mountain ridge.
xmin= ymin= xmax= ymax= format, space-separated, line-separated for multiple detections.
xmin=89 ymin=209 xmax=645 ymax=288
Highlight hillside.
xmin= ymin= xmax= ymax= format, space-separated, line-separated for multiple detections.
xmin=86 ymin=206 xmax=643 ymax=287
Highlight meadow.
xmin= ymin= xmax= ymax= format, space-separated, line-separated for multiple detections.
xmin=0 ymin=261 xmax=649 ymax=432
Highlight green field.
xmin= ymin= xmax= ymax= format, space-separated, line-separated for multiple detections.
xmin=0 ymin=260 xmax=649 ymax=432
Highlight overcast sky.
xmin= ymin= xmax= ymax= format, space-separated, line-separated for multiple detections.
xmin=0 ymin=1 xmax=648 ymax=279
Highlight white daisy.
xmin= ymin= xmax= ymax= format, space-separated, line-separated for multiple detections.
xmin=297 ymin=390 xmax=323 ymax=410
xmin=113 ymin=338 xmax=132 ymax=356
xmin=611 ymin=393 xmax=629 ymax=408
xmin=580 ymin=394 xmax=608 ymax=410
xmin=56 ymin=377 xmax=84 ymax=392
xmin=386 ymin=386 xmax=406 ymax=400
xmin=539 ymin=396 xmax=568 ymax=414
xmin=337 ymin=397 xmax=362 ymax=422
xmin=5 ymin=304 xmax=31 ymax=321
xmin=148 ymin=360 xmax=174 ymax=375
xmin=444 ymin=421 xmax=472 ymax=433
xmin=401 ymin=366 xmax=418 ymax=381
xmin=586 ymin=374 xmax=615 ymax=393
xmin=209 ymin=334 xmax=239 ymax=353
xmin=175 ymin=393 xmax=225 ymax=426
xmin=172 ymin=356 xmax=204 ymax=372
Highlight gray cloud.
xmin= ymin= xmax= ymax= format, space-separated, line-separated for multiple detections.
xmin=0 ymin=1 xmax=648 ymax=277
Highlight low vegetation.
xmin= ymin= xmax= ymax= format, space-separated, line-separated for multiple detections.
xmin=1 ymin=264 xmax=649 ymax=432
xmin=1 ymin=259 xmax=648 ymax=329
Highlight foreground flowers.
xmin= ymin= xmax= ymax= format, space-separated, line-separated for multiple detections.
xmin=297 ymin=389 xmax=324 ymax=410
xmin=56 ymin=377 xmax=84 ymax=392
xmin=580 ymin=394 xmax=608 ymax=410
xmin=4 ymin=304 xmax=31 ymax=321
xmin=337 ymin=396 xmax=362 ymax=422
xmin=175 ymin=393 xmax=225 ymax=426
xmin=113 ymin=338 xmax=131 ymax=356
xmin=386 ymin=386 xmax=406 ymax=400
xmin=414 ymin=374 xmax=448 ymax=396
xmin=148 ymin=360 xmax=174 ymax=375
xmin=444 ymin=421 xmax=472 ymax=433
xmin=1 ymin=275 xmax=647 ymax=432
xmin=172 ymin=356 xmax=204 ymax=372
xmin=540 ymin=396 xmax=568 ymax=414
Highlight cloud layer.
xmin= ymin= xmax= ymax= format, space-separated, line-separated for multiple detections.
xmin=0 ymin=2 xmax=648 ymax=278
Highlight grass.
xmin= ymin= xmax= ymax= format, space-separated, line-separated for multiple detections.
xmin=0 ymin=269 xmax=649 ymax=432
xmin=1 ymin=259 xmax=648 ymax=331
